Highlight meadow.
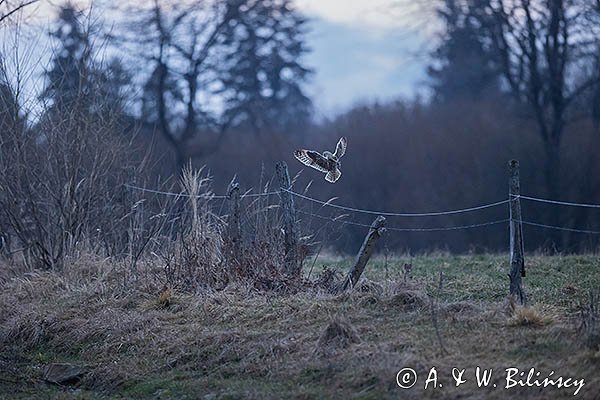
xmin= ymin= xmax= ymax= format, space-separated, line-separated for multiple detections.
xmin=1 ymin=253 xmax=599 ymax=399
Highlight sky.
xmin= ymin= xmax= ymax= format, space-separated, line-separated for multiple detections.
xmin=296 ymin=0 xmax=434 ymax=116
xmin=5 ymin=0 xmax=436 ymax=118
xmin=304 ymin=16 xmax=428 ymax=117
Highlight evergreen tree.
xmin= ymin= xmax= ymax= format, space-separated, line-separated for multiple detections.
xmin=41 ymin=4 xmax=90 ymax=106
xmin=0 ymin=80 xmax=24 ymax=135
xmin=428 ymin=0 xmax=499 ymax=102
xmin=42 ymin=3 xmax=130 ymax=119
xmin=219 ymin=0 xmax=312 ymax=133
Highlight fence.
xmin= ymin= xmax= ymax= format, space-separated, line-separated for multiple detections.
xmin=126 ymin=160 xmax=600 ymax=302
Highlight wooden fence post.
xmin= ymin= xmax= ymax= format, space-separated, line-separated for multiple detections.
xmin=226 ymin=182 xmax=242 ymax=270
xmin=275 ymin=161 xmax=300 ymax=277
xmin=341 ymin=216 xmax=386 ymax=291
xmin=509 ymin=160 xmax=526 ymax=304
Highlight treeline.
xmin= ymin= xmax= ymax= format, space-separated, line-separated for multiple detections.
xmin=203 ymin=96 xmax=600 ymax=254
xmin=0 ymin=0 xmax=599 ymax=263
xmin=201 ymin=0 xmax=600 ymax=253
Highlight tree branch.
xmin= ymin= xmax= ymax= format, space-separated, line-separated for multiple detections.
xmin=0 ymin=0 xmax=37 ymax=24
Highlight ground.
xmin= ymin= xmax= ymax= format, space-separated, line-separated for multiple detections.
xmin=0 ymin=254 xmax=599 ymax=399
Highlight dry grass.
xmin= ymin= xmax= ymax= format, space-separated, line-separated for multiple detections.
xmin=0 ymin=255 xmax=599 ymax=399
xmin=507 ymin=306 xmax=555 ymax=327
xmin=580 ymin=290 xmax=600 ymax=351
xmin=315 ymin=318 xmax=361 ymax=356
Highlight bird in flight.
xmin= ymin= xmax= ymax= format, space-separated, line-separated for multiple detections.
xmin=294 ymin=137 xmax=347 ymax=183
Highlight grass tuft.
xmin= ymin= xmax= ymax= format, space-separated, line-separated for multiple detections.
xmin=156 ymin=286 xmax=172 ymax=309
xmin=508 ymin=306 xmax=554 ymax=327
xmin=315 ymin=318 xmax=361 ymax=355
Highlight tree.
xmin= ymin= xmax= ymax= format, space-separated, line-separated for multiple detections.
xmin=0 ymin=65 xmax=24 ymax=258
xmin=432 ymin=0 xmax=600 ymax=200
xmin=429 ymin=0 xmax=500 ymax=101
xmin=0 ymin=8 xmax=138 ymax=269
xmin=40 ymin=4 xmax=90 ymax=106
xmin=471 ymin=0 xmax=600 ymax=201
xmin=428 ymin=0 xmax=600 ymax=249
xmin=0 ymin=78 xmax=24 ymax=135
xmin=126 ymin=0 xmax=243 ymax=172
xmin=125 ymin=0 xmax=312 ymax=172
xmin=219 ymin=0 xmax=312 ymax=134
xmin=41 ymin=3 xmax=130 ymax=120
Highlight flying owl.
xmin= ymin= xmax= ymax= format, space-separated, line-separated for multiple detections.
xmin=294 ymin=137 xmax=347 ymax=183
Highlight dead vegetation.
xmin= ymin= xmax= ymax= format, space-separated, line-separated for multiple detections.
xmin=580 ymin=289 xmax=600 ymax=351
xmin=315 ymin=318 xmax=361 ymax=356
xmin=507 ymin=305 xmax=555 ymax=327
xmin=1 ymin=255 xmax=599 ymax=399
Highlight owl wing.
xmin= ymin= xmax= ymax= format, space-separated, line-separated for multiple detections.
xmin=294 ymin=149 xmax=330 ymax=173
xmin=334 ymin=137 xmax=347 ymax=159
xmin=325 ymin=167 xmax=342 ymax=183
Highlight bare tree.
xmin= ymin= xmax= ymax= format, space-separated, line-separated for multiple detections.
xmin=0 ymin=0 xmax=38 ymax=25
xmin=0 ymin=7 xmax=140 ymax=269
xmin=124 ymin=0 xmax=244 ymax=173
xmin=470 ymin=0 xmax=600 ymax=200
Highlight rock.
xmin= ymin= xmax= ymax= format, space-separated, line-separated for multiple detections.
xmin=42 ymin=363 xmax=86 ymax=385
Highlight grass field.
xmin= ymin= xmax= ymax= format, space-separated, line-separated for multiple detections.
xmin=0 ymin=254 xmax=599 ymax=399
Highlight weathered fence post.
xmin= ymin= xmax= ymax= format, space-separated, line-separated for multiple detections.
xmin=341 ymin=216 xmax=386 ymax=291
xmin=276 ymin=161 xmax=300 ymax=277
xmin=226 ymin=182 xmax=242 ymax=270
xmin=509 ymin=160 xmax=526 ymax=304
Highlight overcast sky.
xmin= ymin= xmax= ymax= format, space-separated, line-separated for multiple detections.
xmin=8 ymin=0 xmax=435 ymax=118
xmin=296 ymin=0 xmax=433 ymax=116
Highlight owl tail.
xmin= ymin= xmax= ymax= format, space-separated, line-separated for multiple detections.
xmin=325 ymin=167 xmax=342 ymax=183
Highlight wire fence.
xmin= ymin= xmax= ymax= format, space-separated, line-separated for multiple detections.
xmin=124 ymin=184 xmax=280 ymax=199
xmin=515 ymin=194 xmax=600 ymax=209
xmin=125 ymin=183 xmax=600 ymax=235
xmin=296 ymin=209 xmax=510 ymax=232
xmin=283 ymin=188 xmax=510 ymax=217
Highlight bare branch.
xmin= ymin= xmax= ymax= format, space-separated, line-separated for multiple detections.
xmin=0 ymin=0 xmax=37 ymax=25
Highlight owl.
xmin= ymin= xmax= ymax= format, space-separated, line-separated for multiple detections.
xmin=294 ymin=137 xmax=347 ymax=183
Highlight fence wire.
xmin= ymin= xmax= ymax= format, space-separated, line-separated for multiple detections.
xmin=297 ymin=209 xmax=509 ymax=232
xmin=521 ymin=221 xmax=600 ymax=235
xmin=515 ymin=194 xmax=600 ymax=209
xmin=124 ymin=184 xmax=279 ymax=199
xmin=284 ymin=188 xmax=509 ymax=217
xmin=126 ymin=182 xmax=600 ymax=236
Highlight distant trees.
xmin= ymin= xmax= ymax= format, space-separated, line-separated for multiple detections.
xmin=0 ymin=78 xmax=24 ymax=136
xmin=1 ymin=0 xmax=598 ymax=258
xmin=126 ymin=0 xmax=312 ymax=172
xmin=478 ymin=0 xmax=599 ymax=200
xmin=126 ymin=0 xmax=237 ymax=171
xmin=429 ymin=0 xmax=600 ymax=250
xmin=431 ymin=0 xmax=600 ymax=202
xmin=0 ymin=3 xmax=139 ymax=269
xmin=40 ymin=5 xmax=90 ymax=106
